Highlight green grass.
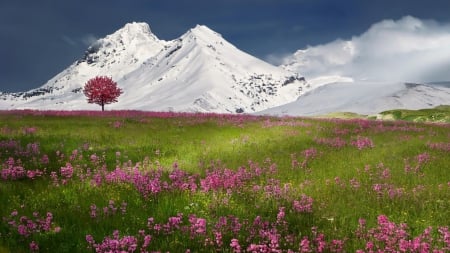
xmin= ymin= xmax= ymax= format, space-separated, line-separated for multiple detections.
xmin=0 ymin=111 xmax=449 ymax=252
xmin=378 ymin=105 xmax=450 ymax=123
xmin=316 ymin=112 xmax=368 ymax=119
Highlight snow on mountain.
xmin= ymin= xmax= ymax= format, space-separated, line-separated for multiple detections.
xmin=258 ymin=81 xmax=450 ymax=116
xmin=0 ymin=23 xmax=307 ymax=113
xmin=269 ymin=16 xmax=450 ymax=116
xmin=113 ymin=25 xmax=306 ymax=113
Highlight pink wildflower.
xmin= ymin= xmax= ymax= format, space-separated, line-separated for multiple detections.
xmin=230 ymin=238 xmax=241 ymax=253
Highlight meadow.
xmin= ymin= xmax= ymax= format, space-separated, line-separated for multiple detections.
xmin=377 ymin=105 xmax=450 ymax=123
xmin=0 ymin=110 xmax=449 ymax=252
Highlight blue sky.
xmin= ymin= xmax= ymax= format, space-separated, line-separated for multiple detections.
xmin=1 ymin=0 xmax=450 ymax=92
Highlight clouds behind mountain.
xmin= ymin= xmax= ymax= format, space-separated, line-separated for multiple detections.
xmin=282 ymin=16 xmax=450 ymax=82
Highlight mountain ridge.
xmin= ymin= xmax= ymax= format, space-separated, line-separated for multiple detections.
xmin=0 ymin=22 xmax=307 ymax=113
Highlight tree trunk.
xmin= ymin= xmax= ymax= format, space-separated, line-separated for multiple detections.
xmin=101 ymin=102 xmax=104 ymax=112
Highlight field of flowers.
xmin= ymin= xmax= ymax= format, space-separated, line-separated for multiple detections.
xmin=0 ymin=110 xmax=449 ymax=252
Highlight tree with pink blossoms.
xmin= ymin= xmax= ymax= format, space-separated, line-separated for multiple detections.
xmin=83 ymin=76 xmax=122 ymax=111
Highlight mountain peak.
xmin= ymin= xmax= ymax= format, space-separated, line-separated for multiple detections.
xmin=104 ymin=21 xmax=159 ymax=44
xmin=191 ymin=24 xmax=219 ymax=34
xmin=184 ymin=24 xmax=223 ymax=40
xmin=77 ymin=21 xmax=163 ymax=66
xmin=116 ymin=22 xmax=153 ymax=36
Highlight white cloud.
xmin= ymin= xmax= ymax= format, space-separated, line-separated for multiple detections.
xmin=284 ymin=16 xmax=450 ymax=82
xmin=61 ymin=35 xmax=77 ymax=46
xmin=81 ymin=34 xmax=98 ymax=46
xmin=61 ymin=34 xmax=99 ymax=47
xmin=265 ymin=52 xmax=292 ymax=66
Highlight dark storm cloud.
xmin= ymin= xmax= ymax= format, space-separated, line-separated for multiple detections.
xmin=1 ymin=0 xmax=450 ymax=92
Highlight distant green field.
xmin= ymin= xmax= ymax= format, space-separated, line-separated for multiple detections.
xmin=319 ymin=105 xmax=450 ymax=123
xmin=0 ymin=111 xmax=449 ymax=252
xmin=378 ymin=105 xmax=450 ymax=123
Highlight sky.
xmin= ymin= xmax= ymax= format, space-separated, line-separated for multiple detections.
xmin=1 ymin=0 xmax=450 ymax=92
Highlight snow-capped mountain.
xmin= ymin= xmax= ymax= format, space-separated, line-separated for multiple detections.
xmin=258 ymin=81 xmax=450 ymax=116
xmin=0 ymin=22 xmax=307 ymax=113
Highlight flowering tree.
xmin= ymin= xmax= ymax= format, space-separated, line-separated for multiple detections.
xmin=83 ymin=76 xmax=123 ymax=111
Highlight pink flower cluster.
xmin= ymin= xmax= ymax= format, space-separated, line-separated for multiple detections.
xmin=87 ymin=208 xmax=346 ymax=253
xmin=262 ymin=118 xmax=312 ymax=128
xmin=0 ymin=140 xmax=41 ymax=157
xmin=291 ymin=148 xmax=319 ymax=170
xmin=314 ymin=136 xmax=375 ymax=150
xmin=1 ymin=157 xmax=44 ymax=180
xmin=0 ymin=139 xmax=49 ymax=181
xmin=111 ymin=121 xmax=123 ymax=128
xmin=90 ymin=200 xmax=127 ymax=219
xmin=292 ymin=194 xmax=314 ymax=213
xmin=78 ymin=160 xmax=272 ymax=199
xmin=4 ymin=209 xmax=59 ymax=241
xmin=351 ymin=136 xmax=375 ymax=150
xmin=427 ymin=142 xmax=450 ymax=152
xmin=86 ymin=230 xmax=139 ymax=253
xmin=314 ymin=137 xmax=346 ymax=148
xmin=404 ymin=152 xmax=431 ymax=176
xmin=200 ymin=167 xmax=259 ymax=192
xmin=1 ymin=157 xmax=26 ymax=180
xmin=22 ymin=127 xmax=38 ymax=135
xmin=0 ymin=139 xmax=21 ymax=151
xmin=356 ymin=215 xmax=450 ymax=253
xmin=296 ymin=227 xmax=344 ymax=253
xmin=0 ymin=110 xmax=263 ymax=127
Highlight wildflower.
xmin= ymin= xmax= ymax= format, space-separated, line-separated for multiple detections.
xmin=373 ymin=184 xmax=382 ymax=194
xmin=277 ymin=207 xmax=286 ymax=223
xmin=215 ymin=231 xmax=223 ymax=247
xmin=330 ymin=239 xmax=344 ymax=253
xmin=416 ymin=152 xmax=430 ymax=164
xmin=349 ymin=178 xmax=361 ymax=189
xmin=108 ymin=200 xmax=117 ymax=215
xmin=381 ymin=168 xmax=391 ymax=179
xmin=23 ymin=127 xmax=37 ymax=135
xmin=60 ymin=163 xmax=74 ymax=179
xmin=299 ymin=237 xmax=312 ymax=252
xmin=293 ymin=195 xmax=314 ymax=213
xmin=29 ymin=241 xmax=39 ymax=252
xmin=230 ymin=238 xmax=241 ymax=253
xmin=365 ymin=241 xmax=374 ymax=251
xmin=142 ymin=234 xmax=152 ymax=248
xmin=90 ymin=154 xmax=98 ymax=163
xmin=113 ymin=121 xmax=122 ymax=128
xmin=120 ymin=202 xmax=127 ymax=215
xmin=90 ymin=204 xmax=97 ymax=218
xmin=351 ymin=136 xmax=374 ymax=150
xmin=40 ymin=154 xmax=49 ymax=165
xmin=86 ymin=234 xmax=95 ymax=245
xmin=18 ymin=224 xmax=29 ymax=237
